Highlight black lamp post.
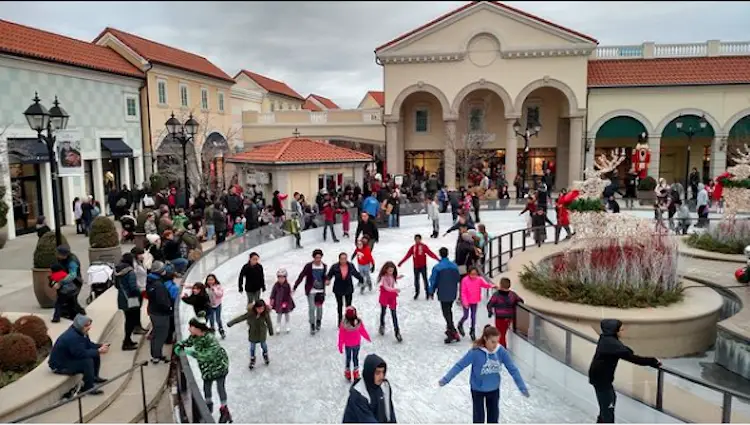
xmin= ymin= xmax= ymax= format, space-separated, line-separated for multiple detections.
xmin=513 ymin=118 xmax=541 ymax=195
xmin=165 ymin=113 xmax=199 ymax=208
xmin=675 ymin=115 xmax=707 ymax=196
xmin=23 ymin=93 xmax=69 ymax=248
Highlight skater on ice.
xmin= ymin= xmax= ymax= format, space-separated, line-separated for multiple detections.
xmin=338 ymin=305 xmax=372 ymax=382
xmin=439 ymin=325 xmax=529 ymax=424
xmin=377 ymin=261 xmax=404 ymax=342
xmin=182 ymin=281 xmax=211 ymax=319
xmin=293 ymin=249 xmax=328 ymax=334
xmin=352 ymin=238 xmax=376 ymax=294
xmin=428 ymin=247 xmax=462 ymax=344
xmin=227 ymin=299 xmax=274 ymax=369
xmin=327 ymin=252 xmax=365 ymax=325
xmin=269 ymin=268 xmax=295 ymax=333
xmin=238 ymin=252 xmax=265 ymax=304
xmin=486 ymin=277 xmax=523 ymax=349
xmin=426 ymin=195 xmax=440 ymax=238
xmin=205 ymin=274 xmax=226 ymax=339
xmin=397 ymin=234 xmax=439 ymax=300
xmin=457 ymin=267 xmax=496 ymax=341
xmin=342 ymin=354 xmax=397 ymax=423
xmin=355 ymin=212 xmax=379 ymax=251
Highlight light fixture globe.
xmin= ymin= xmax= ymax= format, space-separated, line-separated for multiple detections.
xmin=23 ymin=92 xmax=50 ymax=132
xmin=184 ymin=114 xmax=199 ymax=136
xmin=165 ymin=113 xmax=181 ymax=136
xmin=513 ymin=119 xmax=521 ymax=133
xmin=675 ymin=120 xmax=683 ymax=130
xmin=699 ymin=115 xmax=708 ymax=130
xmin=48 ymin=96 xmax=69 ymax=131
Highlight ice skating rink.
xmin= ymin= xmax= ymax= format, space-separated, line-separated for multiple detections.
xmin=182 ymin=209 xmax=655 ymax=423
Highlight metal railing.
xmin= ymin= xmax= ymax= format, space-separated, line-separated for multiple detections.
xmin=482 ymin=219 xmax=750 ymax=423
xmin=10 ymin=361 xmax=149 ymax=423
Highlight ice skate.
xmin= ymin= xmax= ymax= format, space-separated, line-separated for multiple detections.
xmin=206 ymin=401 xmax=214 ymax=413
xmin=263 ymin=352 xmax=270 ymax=365
xmin=316 ymin=319 xmax=321 ymax=331
xmin=249 ymin=357 xmax=256 ymax=369
xmin=360 ymin=283 xmax=365 ymax=295
xmin=310 ymin=324 xmax=316 ymax=335
xmin=368 ymin=282 xmax=373 ymax=292
xmin=285 ymin=326 xmax=291 ymax=334
xmin=413 ymin=292 xmax=419 ymax=300
xmin=395 ymin=330 xmax=403 ymax=342
xmin=344 ymin=232 xmax=350 ymax=238
xmin=457 ymin=323 xmax=465 ymax=337
xmin=344 ymin=368 xmax=352 ymax=381
xmin=469 ymin=327 xmax=476 ymax=341
xmin=444 ymin=331 xmax=460 ymax=344
xmin=219 ymin=405 xmax=233 ymax=423
xmin=219 ymin=328 xmax=226 ymax=339
xmin=378 ymin=324 xmax=385 ymax=336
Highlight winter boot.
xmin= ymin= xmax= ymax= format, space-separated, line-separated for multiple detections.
xmin=345 ymin=368 xmax=352 ymax=381
xmin=316 ymin=319 xmax=321 ymax=331
xmin=219 ymin=405 xmax=233 ymax=423
xmin=379 ymin=324 xmax=385 ymax=336
xmin=457 ymin=322 xmax=465 ymax=337
xmin=395 ymin=329 xmax=403 ymax=343
xmin=469 ymin=327 xmax=476 ymax=341
xmin=353 ymin=368 xmax=360 ymax=380
xmin=219 ymin=328 xmax=226 ymax=339
xmin=206 ymin=401 xmax=214 ymax=413
xmin=263 ymin=352 xmax=270 ymax=365
xmin=249 ymin=357 xmax=256 ymax=370
xmin=310 ymin=323 xmax=316 ymax=335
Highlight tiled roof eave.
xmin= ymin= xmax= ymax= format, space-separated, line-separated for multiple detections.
xmin=0 ymin=48 xmax=144 ymax=79
xmin=149 ymin=59 xmax=234 ymax=83
xmin=588 ymin=81 xmax=750 ymax=89
xmin=226 ymin=158 xmax=372 ymax=165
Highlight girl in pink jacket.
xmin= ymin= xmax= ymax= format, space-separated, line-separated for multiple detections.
xmin=337 ymin=306 xmax=371 ymax=381
xmin=458 ymin=266 xmax=495 ymax=341
xmin=205 ymin=274 xmax=226 ymax=339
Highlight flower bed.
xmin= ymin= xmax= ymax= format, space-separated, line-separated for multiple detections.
xmin=686 ymin=219 xmax=750 ymax=255
xmin=0 ymin=315 xmax=52 ymax=389
xmin=520 ymin=236 xmax=683 ymax=308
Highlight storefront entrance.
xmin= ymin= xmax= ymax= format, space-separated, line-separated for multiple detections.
xmin=9 ymin=163 xmax=43 ymax=236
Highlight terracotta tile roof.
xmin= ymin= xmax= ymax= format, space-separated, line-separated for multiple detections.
xmin=93 ymin=27 xmax=234 ymax=83
xmin=234 ymin=70 xmax=304 ymax=100
xmin=367 ymin=91 xmax=385 ymax=107
xmin=587 ymin=56 xmax=750 ymax=88
xmin=309 ymin=94 xmax=340 ymax=109
xmin=228 ymin=138 xmax=373 ymax=164
xmin=302 ymin=98 xmax=322 ymax=111
xmin=375 ymin=1 xmax=597 ymax=52
xmin=0 ymin=19 xmax=143 ymax=78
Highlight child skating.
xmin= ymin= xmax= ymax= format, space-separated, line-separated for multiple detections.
xmin=227 ymin=299 xmax=274 ymax=369
xmin=487 ymin=277 xmax=523 ymax=349
xmin=174 ymin=313 xmax=233 ymax=423
xmin=458 ymin=267 xmax=496 ymax=341
xmin=427 ymin=195 xmax=440 ymax=238
xmin=182 ymin=282 xmax=212 ymax=318
xmin=377 ymin=261 xmax=404 ymax=342
xmin=397 ymin=234 xmax=439 ymax=300
xmin=352 ymin=238 xmax=375 ymax=294
xmin=269 ymin=268 xmax=295 ymax=333
xmin=205 ymin=274 xmax=226 ymax=339
xmin=337 ymin=306 xmax=372 ymax=381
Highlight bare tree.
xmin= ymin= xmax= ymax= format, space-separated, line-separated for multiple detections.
xmin=445 ymin=91 xmax=497 ymax=187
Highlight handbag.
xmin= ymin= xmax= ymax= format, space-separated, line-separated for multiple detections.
xmin=142 ymin=251 xmax=154 ymax=270
xmin=126 ymin=296 xmax=140 ymax=309
xmin=143 ymin=195 xmax=155 ymax=207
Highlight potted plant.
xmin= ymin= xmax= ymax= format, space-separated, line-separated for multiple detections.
xmin=134 ymin=208 xmax=153 ymax=249
xmin=637 ymin=176 xmax=657 ymax=206
xmin=88 ymin=216 xmax=121 ymax=263
xmin=32 ymin=232 xmax=69 ymax=308
xmin=0 ymin=185 xmax=8 ymax=249
xmin=149 ymin=173 xmax=169 ymax=193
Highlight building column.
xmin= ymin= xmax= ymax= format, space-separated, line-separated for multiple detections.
xmin=144 ymin=152 xmax=154 ymax=180
xmin=647 ymin=134 xmax=661 ymax=179
xmin=710 ymin=136 xmax=727 ymax=179
xmin=385 ymin=120 xmax=403 ymax=177
xmin=93 ymin=158 xmax=106 ymax=206
xmin=61 ymin=177 xmax=76 ymax=227
xmin=568 ymin=117 xmax=584 ymax=187
xmin=584 ymin=137 xmax=595 ymax=173
xmin=120 ymin=157 xmax=132 ymax=189
xmin=3 ymin=158 xmax=15 ymax=240
xmin=504 ymin=118 xmax=518 ymax=193
xmin=40 ymin=162 xmax=56 ymax=229
xmin=134 ymin=155 xmax=145 ymax=188
xmin=444 ymin=119 xmax=457 ymax=190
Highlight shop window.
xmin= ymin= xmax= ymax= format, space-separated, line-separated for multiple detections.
xmin=526 ymin=105 xmax=540 ymax=129
xmin=9 ymin=163 xmax=43 ymax=235
xmin=518 ymin=148 xmax=556 ymax=182
xmin=469 ymin=107 xmax=485 ymax=133
xmin=157 ymin=79 xmax=167 ymax=105
xmin=415 ymin=109 xmax=429 ymax=133
xmin=318 ymin=173 xmax=343 ymax=192
xmin=405 ymin=150 xmax=443 ymax=176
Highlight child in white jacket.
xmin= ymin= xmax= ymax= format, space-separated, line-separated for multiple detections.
xmin=427 ymin=196 xmax=440 ymax=238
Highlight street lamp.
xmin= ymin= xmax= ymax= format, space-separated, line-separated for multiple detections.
xmin=23 ymin=93 xmax=69 ymax=248
xmin=513 ymin=118 xmax=541 ymax=196
xmin=675 ymin=115 xmax=708 ymax=198
xmin=165 ymin=112 xmax=199 ymax=207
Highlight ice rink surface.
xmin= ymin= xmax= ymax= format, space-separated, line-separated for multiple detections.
xmin=188 ymin=209 xmax=656 ymax=423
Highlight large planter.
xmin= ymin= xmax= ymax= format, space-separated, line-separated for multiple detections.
xmin=32 ymin=268 xmax=56 ymax=308
xmin=637 ymin=190 xmax=656 ymax=206
xmin=133 ymin=232 xmax=147 ymax=250
xmin=89 ymin=246 xmax=122 ymax=264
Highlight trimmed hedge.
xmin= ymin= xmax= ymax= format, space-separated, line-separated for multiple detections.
xmin=33 ymin=232 xmax=69 ymax=269
xmin=686 ymin=232 xmax=748 ymax=255
xmin=89 ymin=216 xmax=119 ymax=248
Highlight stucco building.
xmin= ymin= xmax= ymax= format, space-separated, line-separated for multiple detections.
xmin=94 ymin=28 xmax=236 ymax=193
xmin=0 ymin=19 xmax=145 ymax=239
xmin=243 ymin=0 xmax=750 ymax=191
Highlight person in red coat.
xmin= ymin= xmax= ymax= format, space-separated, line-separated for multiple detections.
xmin=397 ymin=234 xmax=439 ymax=300
xmin=555 ymin=189 xmax=579 ymax=241
xmin=322 ymin=198 xmax=340 ymax=243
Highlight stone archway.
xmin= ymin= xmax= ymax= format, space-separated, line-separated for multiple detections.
xmin=390 ymin=83 xmax=452 ymax=119
xmin=155 ymin=134 xmax=199 ymax=200
xmin=513 ymin=78 xmax=580 ymax=116
xmin=727 ymin=114 xmax=750 ymax=167
xmin=451 ymin=80 xmax=513 ymax=116
xmin=592 ymin=114 xmax=651 ymax=182
xmin=201 ymin=132 xmax=229 ymax=192
xmin=657 ymin=112 xmax=717 ymax=187
xmin=589 ymin=109 xmax=655 ymax=137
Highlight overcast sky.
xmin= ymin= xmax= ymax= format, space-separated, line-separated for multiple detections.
xmin=2 ymin=1 xmax=749 ymax=108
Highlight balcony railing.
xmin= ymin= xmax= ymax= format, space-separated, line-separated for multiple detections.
xmin=244 ymin=108 xmax=383 ymax=126
xmin=593 ymin=40 xmax=750 ymax=60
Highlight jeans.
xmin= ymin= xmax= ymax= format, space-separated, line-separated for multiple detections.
xmin=149 ymin=314 xmax=170 ymax=359
xmin=52 ymin=356 xmax=101 ymax=391
xmin=323 ymin=221 xmax=338 ymax=241
xmin=123 ymin=307 xmax=140 ymax=344
xmin=246 ymin=290 xmax=261 ymax=305
xmin=335 ymin=293 xmax=353 ymax=324
xmin=413 ymin=266 xmax=428 ymax=296
xmin=471 ymin=389 xmax=500 ymax=423
xmin=216 ymin=230 xmax=227 ymax=244
xmin=208 ymin=304 xmax=224 ymax=330
xmin=432 ymin=219 xmax=440 ymax=235
xmin=459 ymin=303 xmax=478 ymax=329
xmin=345 ymin=345 xmax=361 ymax=369
xmin=555 ymin=225 xmax=572 ymax=242
xmin=357 ymin=265 xmax=372 ymax=290
xmin=593 ymin=384 xmax=616 ymax=423
xmin=307 ymin=293 xmax=323 ymax=325
xmin=379 ymin=306 xmax=399 ymax=331
xmin=441 ymin=301 xmax=456 ymax=333
xmin=388 ymin=214 xmax=398 ymax=228
xmin=52 ymin=291 xmax=85 ymax=321
xmin=203 ymin=375 xmax=228 ymax=405
xmin=249 ymin=340 xmax=268 ymax=357
xmin=206 ymin=224 xmax=215 ymax=241
xmin=495 ymin=318 xmax=512 ymax=349
xmin=169 ymin=258 xmax=189 ymax=274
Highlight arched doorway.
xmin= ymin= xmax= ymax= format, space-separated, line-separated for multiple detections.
xmin=594 ymin=116 xmax=649 ymax=185
xmin=727 ymin=115 xmax=750 ymax=166
xmin=399 ymin=91 xmax=446 ymax=185
xmin=659 ymin=114 xmax=715 ymax=187
xmin=202 ymin=132 xmax=229 ymax=192
xmin=155 ymin=134 xmax=199 ymax=204
xmin=452 ymin=87 xmax=508 ymax=187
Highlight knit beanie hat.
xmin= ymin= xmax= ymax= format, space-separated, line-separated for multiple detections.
xmin=73 ymin=314 xmax=92 ymax=332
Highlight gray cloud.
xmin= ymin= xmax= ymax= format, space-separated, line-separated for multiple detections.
xmin=2 ymin=1 xmax=749 ymax=108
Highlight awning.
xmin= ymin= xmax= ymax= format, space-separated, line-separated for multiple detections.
xmin=8 ymin=138 xmax=49 ymax=164
xmin=101 ymin=138 xmax=133 ymax=158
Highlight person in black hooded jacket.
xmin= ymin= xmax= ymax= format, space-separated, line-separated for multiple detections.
xmin=588 ymin=319 xmax=660 ymax=423
xmin=343 ymin=353 xmax=397 ymax=423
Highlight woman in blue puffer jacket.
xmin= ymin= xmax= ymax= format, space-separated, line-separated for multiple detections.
xmin=439 ymin=325 xmax=529 ymax=423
